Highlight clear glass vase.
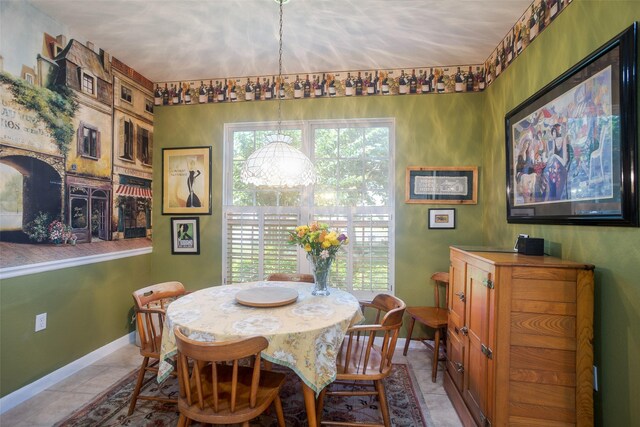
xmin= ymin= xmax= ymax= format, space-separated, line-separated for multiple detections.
xmin=309 ymin=254 xmax=333 ymax=296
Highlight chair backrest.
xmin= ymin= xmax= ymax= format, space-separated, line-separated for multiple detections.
xmin=174 ymin=327 xmax=268 ymax=413
xmin=340 ymin=294 xmax=406 ymax=378
xmin=132 ymin=281 xmax=186 ymax=356
xmin=430 ymin=271 xmax=450 ymax=308
xmin=266 ymin=273 xmax=315 ymax=283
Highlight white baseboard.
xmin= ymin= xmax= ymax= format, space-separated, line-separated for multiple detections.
xmin=0 ymin=332 xmax=136 ymax=414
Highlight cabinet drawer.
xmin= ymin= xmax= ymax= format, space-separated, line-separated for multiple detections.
xmin=446 ymin=326 xmax=465 ymax=391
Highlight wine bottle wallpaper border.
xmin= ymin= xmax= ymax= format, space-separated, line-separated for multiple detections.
xmin=153 ymin=0 xmax=572 ymax=107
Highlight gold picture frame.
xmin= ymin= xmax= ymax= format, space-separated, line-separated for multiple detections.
xmin=162 ymin=146 xmax=212 ymax=215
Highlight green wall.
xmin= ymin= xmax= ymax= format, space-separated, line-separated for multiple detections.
xmin=1 ymin=3 xmax=638 ymax=426
xmin=152 ymin=93 xmax=485 ymax=314
xmin=0 ymin=254 xmax=151 ymax=396
xmin=480 ymin=2 xmax=640 ymax=426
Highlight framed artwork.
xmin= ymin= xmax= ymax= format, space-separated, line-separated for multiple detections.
xmin=171 ymin=217 xmax=200 ymax=254
xmin=429 ymin=208 xmax=456 ymax=229
xmin=162 ymin=146 xmax=212 ymax=215
xmin=506 ymin=23 xmax=638 ymax=226
xmin=405 ymin=166 xmax=478 ymax=204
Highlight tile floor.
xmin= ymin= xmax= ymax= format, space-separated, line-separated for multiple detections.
xmin=1 ymin=340 xmax=462 ymax=426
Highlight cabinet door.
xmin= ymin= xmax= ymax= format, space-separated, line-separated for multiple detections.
xmin=449 ymin=256 xmax=466 ymax=331
xmin=462 ymin=264 xmax=494 ymax=426
xmin=446 ymin=326 xmax=465 ymax=391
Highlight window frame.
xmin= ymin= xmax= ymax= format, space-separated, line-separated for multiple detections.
xmin=80 ymin=71 xmax=95 ymax=96
xmin=222 ymin=118 xmax=395 ymax=300
xmin=120 ymin=85 xmax=133 ymax=104
xmin=77 ymin=122 xmax=100 ymax=159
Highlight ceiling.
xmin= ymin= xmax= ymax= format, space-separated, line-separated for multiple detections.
xmin=29 ymin=0 xmax=532 ymax=83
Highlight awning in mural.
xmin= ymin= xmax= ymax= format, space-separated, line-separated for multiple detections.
xmin=115 ymin=184 xmax=152 ymax=199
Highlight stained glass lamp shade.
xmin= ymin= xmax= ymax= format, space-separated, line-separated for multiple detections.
xmin=241 ymin=134 xmax=316 ymax=188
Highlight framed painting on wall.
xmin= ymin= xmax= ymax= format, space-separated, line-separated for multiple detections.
xmin=428 ymin=208 xmax=456 ymax=229
xmin=405 ymin=166 xmax=478 ymax=204
xmin=170 ymin=217 xmax=200 ymax=255
xmin=505 ymin=23 xmax=638 ymax=226
xmin=162 ymin=146 xmax=212 ymax=215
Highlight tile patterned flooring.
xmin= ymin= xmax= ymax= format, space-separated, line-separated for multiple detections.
xmin=1 ymin=340 xmax=462 ymax=426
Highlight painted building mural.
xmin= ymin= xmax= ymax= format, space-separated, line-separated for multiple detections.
xmin=1 ymin=26 xmax=154 ymax=267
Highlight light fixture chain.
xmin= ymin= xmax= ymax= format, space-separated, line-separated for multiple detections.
xmin=277 ymin=0 xmax=283 ymax=135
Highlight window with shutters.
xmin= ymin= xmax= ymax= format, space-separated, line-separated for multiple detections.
xmin=120 ymin=118 xmax=134 ymax=161
xmin=137 ymin=126 xmax=152 ymax=166
xmin=77 ymin=122 xmax=100 ymax=159
xmin=223 ymin=119 xmax=394 ymax=298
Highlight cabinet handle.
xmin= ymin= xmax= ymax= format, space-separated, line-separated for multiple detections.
xmin=455 ymin=291 xmax=466 ymax=302
xmin=460 ymin=326 xmax=468 ymax=336
xmin=455 ymin=362 xmax=464 ymax=373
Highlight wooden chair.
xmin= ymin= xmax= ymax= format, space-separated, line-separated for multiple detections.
xmin=128 ymin=281 xmax=187 ymax=415
xmin=402 ymin=272 xmax=450 ymax=382
xmin=266 ymin=272 xmax=315 ymax=283
xmin=316 ymin=294 xmax=406 ymax=427
xmin=174 ymin=327 xmax=286 ymax=427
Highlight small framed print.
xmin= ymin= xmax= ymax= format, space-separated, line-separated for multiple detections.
xmin=171 ymin=217 xmax=200 ymax=255
xmin=406 ymin=166 xmax=478 ymax=204
xmin=162 ymin=146 xmax=212 ymax=215
xmin=428 ymin=208 xmax=456 ymax=229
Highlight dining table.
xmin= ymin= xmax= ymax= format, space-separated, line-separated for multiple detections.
xmin=157 ymin=280 xmax=364 ymax=427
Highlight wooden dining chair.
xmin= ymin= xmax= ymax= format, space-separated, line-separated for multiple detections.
xmin=265 ymin=272 xmax=315 ymax=283
xmin=174 ymin=327 xmax=286 ymax=427
xmin=128 ymin=281 xmax=187 ymax=415
xmin=402 ymin=272 xmax=450 ymax=382
xmin=316 ymin=294 xmax=406 ymax=427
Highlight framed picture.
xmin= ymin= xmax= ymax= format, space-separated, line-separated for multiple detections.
xmin=506 ymin=23 xmax=638 ymax=226
xmin=406 ymin=166 xmax=478 ymax=204
xmin=162 ymin=146 xmax=212 ymax=215
xmin=429 ymin=208 xmax=456 ymax=229
xmin=171 ymin=217 xmax=200 ymax=254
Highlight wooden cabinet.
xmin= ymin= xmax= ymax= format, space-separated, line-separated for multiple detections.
xmin=444 ymin=247 xmax=594 ymax=427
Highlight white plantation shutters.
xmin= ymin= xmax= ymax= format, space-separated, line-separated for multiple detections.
xmin=224 ymin=210 xmax=299 ymax=283
xmin=223 ymin=119 xmax=394 ymax=297
xmin=225 ymin=212 xmax=259 ymax=284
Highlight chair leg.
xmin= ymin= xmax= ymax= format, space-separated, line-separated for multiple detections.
xmin=316 ymin=387 xmax=328 ymax=423
xmin=374 ymin=379 xmax=391 ymax=427
xmin=177 ymin=414 xmax=188 ymax=427
xmin=273 ymin=395 xmax=285 ymax=427
xmin=431 ymin=328 xmax=441 ymax=382
xmin=403 ymin=316 xmax=416 ymax=356
xmin=128 ymin=356 xmax=150 ymax=415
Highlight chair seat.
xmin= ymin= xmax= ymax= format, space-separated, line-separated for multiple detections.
xmin=179 ymin=364 xmax=286 ymax=423
xmin=405 ymin=306 xmax=448 ymax=328
xmin=336 ymin=338 xmax=389 ymax=380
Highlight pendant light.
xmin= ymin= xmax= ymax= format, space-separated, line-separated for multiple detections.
xmin=240 ymin=0 xmax=316 ymax=188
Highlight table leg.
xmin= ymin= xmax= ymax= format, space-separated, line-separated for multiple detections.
xmin=302 ymin=382 xmax=318 ymax=427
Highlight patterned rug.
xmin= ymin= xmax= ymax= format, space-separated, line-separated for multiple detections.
xmin=54 ymin=364 xmax=432 ymax=426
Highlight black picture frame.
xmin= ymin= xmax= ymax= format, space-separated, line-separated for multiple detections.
xmin=170 ymin=217 xmax=200 ymax=255
xmin=406 ymin=166 xmax=478 ymax=204
xmin=428 ymin=208 xmax=456 ymax=229
xmin=505 ymin=22 xmax=638 ymax=226
xmin=162 ymin=146 xmax=212 ymax=215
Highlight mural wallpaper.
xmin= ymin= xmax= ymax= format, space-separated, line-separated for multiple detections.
xmin=0 ymin=0 xmax=570 ymax=271
xmin=0 ymin=30 xmax=154 ymax=270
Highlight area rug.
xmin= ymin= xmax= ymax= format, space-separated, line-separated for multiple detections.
xmin=54 ymin=364 xmax=432 ymax=426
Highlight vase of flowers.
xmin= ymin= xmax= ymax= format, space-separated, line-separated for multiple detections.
xmin=288 ymin=222 xmax=348 ymax=296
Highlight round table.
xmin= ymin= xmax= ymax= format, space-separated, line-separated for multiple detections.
xmin=158 ymin=281 xmax=363 ymax=426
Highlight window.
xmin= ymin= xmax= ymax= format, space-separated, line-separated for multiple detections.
xmin=77 ymin=122 xmax=100 ymax=159
xmin=25 ymin=73 xmax=34 ymax=84
xmin=223 ymin=119 xmax=394 ymax=298
xmin=121 ymin=85 xmax=132 ymax=103
xmin=137 ymin=126 xmax=152 ymax=165
xmin=82 ymin=73 xmax=94 ymax=95
xmin=144 ymin=98 xmax=154 ymax=114
xmin=121 ymin=118 xmax=134 ymax=160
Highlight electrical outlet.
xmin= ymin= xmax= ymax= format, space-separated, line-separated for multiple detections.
xmin=593 ymin=365 xmax=598 ymax=391
xmin=35 ymin=313 xmax=47 ymax=332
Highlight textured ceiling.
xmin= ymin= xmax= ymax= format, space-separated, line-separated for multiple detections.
xmin=29 ymin=0 xmax=532 ymax=83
